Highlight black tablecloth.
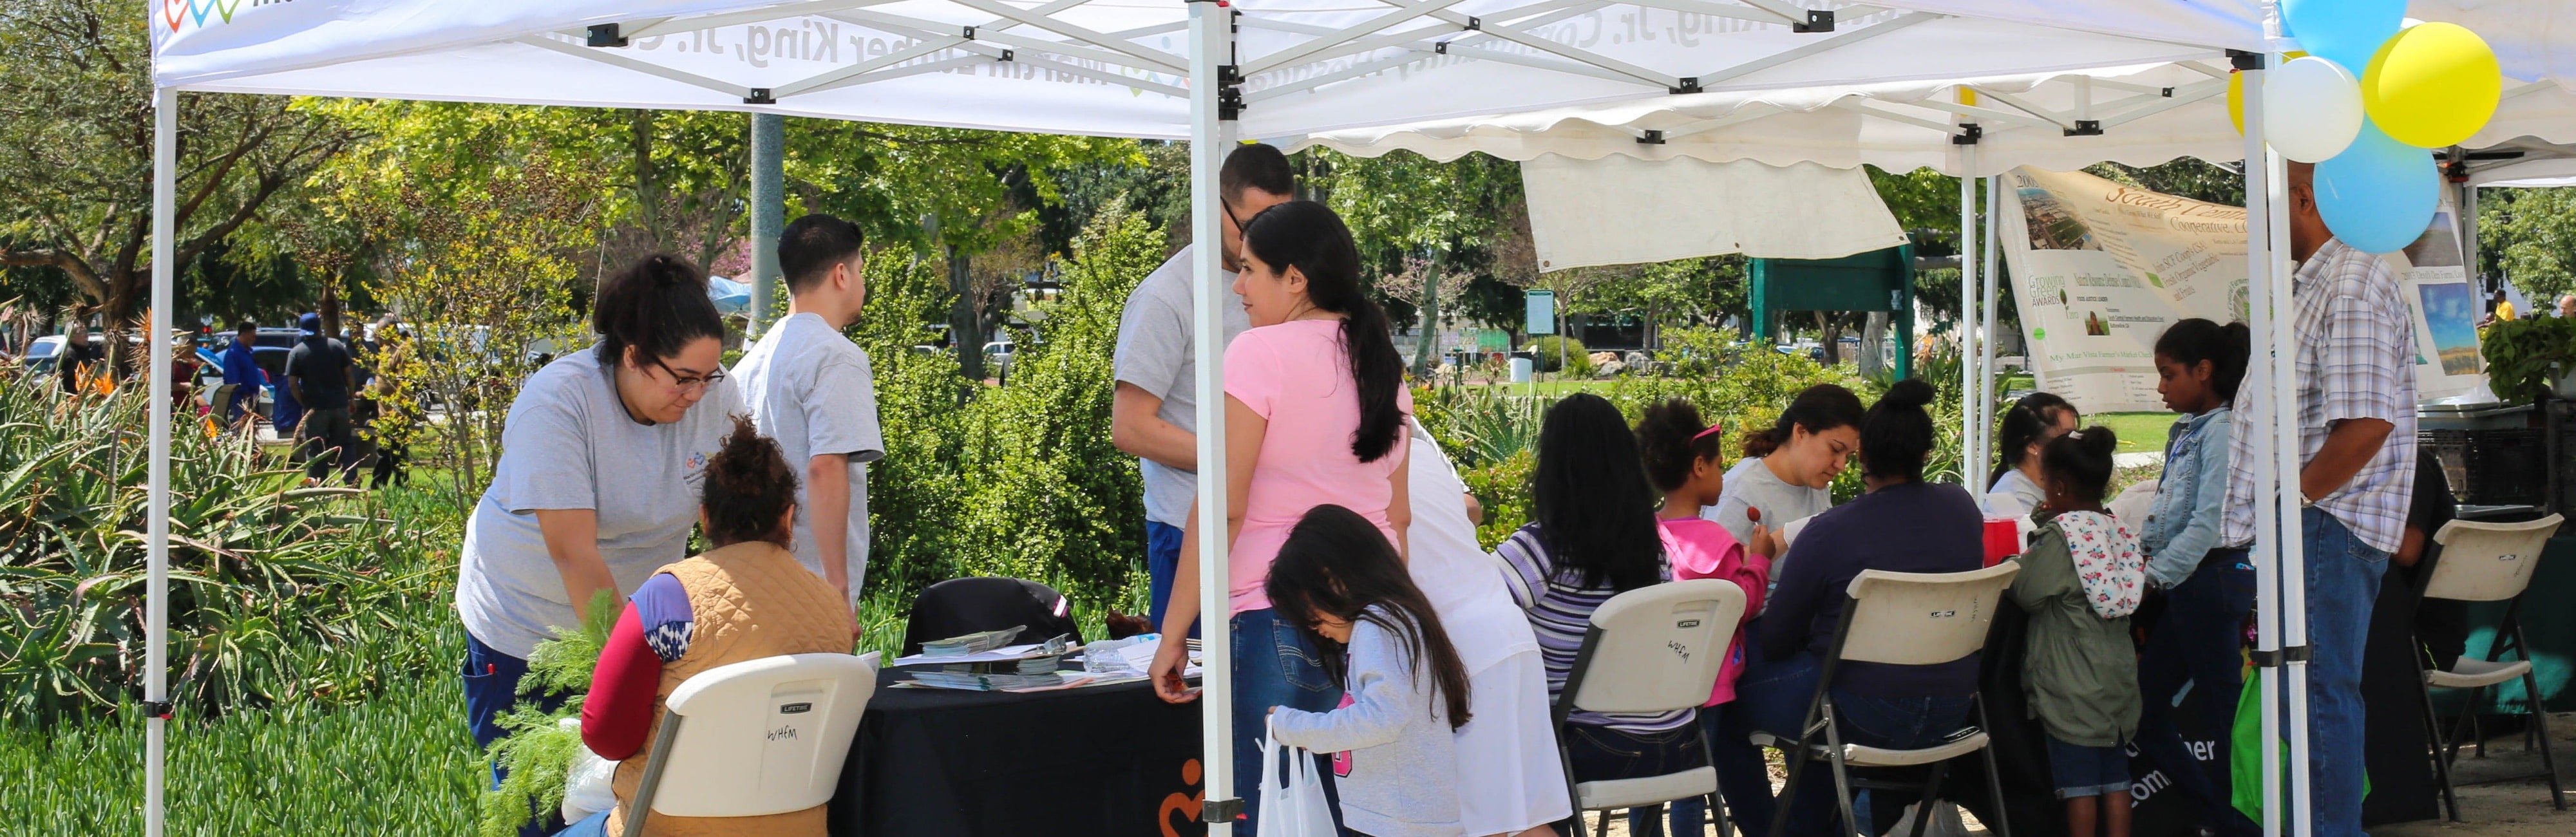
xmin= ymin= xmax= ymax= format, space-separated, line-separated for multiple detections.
xmin=829 ymin=670 xmax=1207 ymax=837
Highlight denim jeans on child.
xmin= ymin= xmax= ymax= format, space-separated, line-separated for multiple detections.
xmin=2044 ymin=735 xmax=2131 ymax=799
xmin=1738 ymin=650 xmax=1973 ymax=837
xmin=2135 ymin=548 xmax=2259 ymax=837
xmin=2294 ymin=508 xmax=2386 ymax=837
xmin=1232 ymin=607 xmax=1346 ymax=834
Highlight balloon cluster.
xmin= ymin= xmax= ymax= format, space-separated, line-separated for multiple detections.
xmin=2223 ymin=0 xmax=2504 ymax=253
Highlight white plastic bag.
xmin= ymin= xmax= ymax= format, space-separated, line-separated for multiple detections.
xmin=1256 ymin=720 xmax=1336 ymax=837
xmin=558 ymin=717 xmax=620 ymax=823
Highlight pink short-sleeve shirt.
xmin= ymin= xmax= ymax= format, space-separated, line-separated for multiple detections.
xmin=1222 ymin=318 xmax=1412 ymax=614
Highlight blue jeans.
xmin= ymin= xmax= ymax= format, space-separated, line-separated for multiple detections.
xmin=2045 ymin=735 xmax=2130 ymax=799
xmin=1145 ymin=521 xmax=1198 ymax=639
xmin=553 ymin=811 xmax=607 ymax=837
xmin=1232 ymin=607 xmax=1345 ymax=834
xmin=2136 ymin=549 xmax=2259 ymax=836
xmin=463 ymin=631 xmax=571 ymax=837
xmin=1739 ymin=650 xmax=1974 ymax=837
xmin=2294 ymin=508 xmax=2385 ymax=837
xmin=1558 ymin=721 xmax=1707 ymax=836
xmin=1648 ymin=623 xmax=1781 ymax=837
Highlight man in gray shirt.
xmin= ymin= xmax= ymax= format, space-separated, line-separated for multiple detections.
xmin=1111 ymin=143 xmax=1295 ymax=631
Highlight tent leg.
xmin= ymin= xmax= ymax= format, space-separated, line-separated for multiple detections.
xmin=2264 ymin=118 xmax=2312 ymax=837
xmin=147 ymin=84 xmax=177 ymax=837
xmin=1957 ymin=142 xmax=1979 ymax=480
xmin=1186 ymin=2 xmax=1240 ymax=832
xmin=748 ymin=113 xmax=785 ymax=337
xmin=1978 ymin=174 xmax=2001 ymax=470
xmin=2240 ymin=58 xmax=2284 ymax=837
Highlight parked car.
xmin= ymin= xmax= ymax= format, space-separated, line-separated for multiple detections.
xmin=983 ymin=339 xmax=1016 ymax=378
xmin=21 ymin=335 xmax=66 ymax=377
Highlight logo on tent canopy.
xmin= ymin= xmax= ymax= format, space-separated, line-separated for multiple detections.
xmin=164 ymin=0 xmax=292 ymax=33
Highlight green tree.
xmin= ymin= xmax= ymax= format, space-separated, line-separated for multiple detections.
xmin=0 ymin=1 xmax=353 ymax=330
xmin=2480 ymin=186 xmax=2576 ymax=305
xmin=1314 ymin=150 xmax=1522 ymax=373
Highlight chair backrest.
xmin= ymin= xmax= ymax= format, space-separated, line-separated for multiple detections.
xmin=2424 ymin=514 xmax=2564 ymax=603
xmin=2107 ymin=478 xmax=2160 ymax=529
xmin=900 ymin=577 xmax=1081 ymax=656
xmin=1566 ymin=579 xmax=1747 ymax=715
xmin=1837 ymin=562 xmax=2021 ymax=666
xmin=645 ymin=652 xmax=880 ymax=818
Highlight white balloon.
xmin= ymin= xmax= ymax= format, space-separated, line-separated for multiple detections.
xmin=2263 ymin=56 xmax=2366 ymax=163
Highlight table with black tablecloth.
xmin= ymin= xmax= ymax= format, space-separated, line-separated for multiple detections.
xmin=828 ymin=670 xmax=1208 ymax=837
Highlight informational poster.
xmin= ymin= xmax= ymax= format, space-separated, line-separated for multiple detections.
xmin=1996 ymin=167 xmax=2481 ymax=412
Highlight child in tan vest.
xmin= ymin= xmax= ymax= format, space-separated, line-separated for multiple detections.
xmin=563 ymin=416 xmax=855 ymax=837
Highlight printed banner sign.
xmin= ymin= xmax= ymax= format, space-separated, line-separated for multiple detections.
xmin=1996 ymin=167 xmax=2479 ymax=413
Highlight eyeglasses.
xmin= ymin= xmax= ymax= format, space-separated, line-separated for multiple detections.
xmin=653 ymin=359 xmax=726 ymax=392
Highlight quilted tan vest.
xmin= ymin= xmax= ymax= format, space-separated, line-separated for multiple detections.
xmin=605 ymin=541 xmax=850 ymax=837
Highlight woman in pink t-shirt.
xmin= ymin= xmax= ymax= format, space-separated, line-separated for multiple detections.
xmin=1147 ymin=200 xmax=1413 ymax=831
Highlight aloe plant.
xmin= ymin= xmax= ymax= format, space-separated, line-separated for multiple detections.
xmin=0 ymin=368 xmax=450 ymax=724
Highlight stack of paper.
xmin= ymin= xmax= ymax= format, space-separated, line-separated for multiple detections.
xmin=918 ymin=626 xmax=1025 ymax=657
xmin=911 ymin=654 xmax=1070 ymax=691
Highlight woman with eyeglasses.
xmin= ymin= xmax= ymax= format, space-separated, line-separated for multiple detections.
xmin=454 ymin=253 xmax=743 ymax=827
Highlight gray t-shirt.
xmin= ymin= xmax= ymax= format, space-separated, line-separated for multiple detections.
xmin=732 ymin=312 xmax=886 ymax=604
xmin=1703 ymin=456 xmax=1836 ymax=545
xmin=455 ymin=346 xmax=745 ymax=658
xmin=1112 ymin=243 xmax=1249 ymax=527
xmin=1267 ymin=607 xmax=1464 ymax=837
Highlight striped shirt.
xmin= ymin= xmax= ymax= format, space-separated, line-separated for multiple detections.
xmin=2221 ymin=238 xmax=2418 ymax=554
xmin=1492 ymin=522 xmax=1692 ymax=733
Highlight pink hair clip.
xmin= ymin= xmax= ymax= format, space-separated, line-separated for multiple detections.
xmin=1692 ymin=424 xmax=1724 ymax=443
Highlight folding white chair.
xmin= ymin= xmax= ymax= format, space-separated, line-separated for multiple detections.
xmin=1553 ymin=579 xmax=1749 ymax=837
xmin=1753 ymin=562 xmax=2020 ymax=837
xmin=2412 ymin=514 xmax=2566 ymax=821
xmin=619 ymin=652 xmax=881 ymax=837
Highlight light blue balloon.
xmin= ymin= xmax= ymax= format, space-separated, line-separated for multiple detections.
xmin=2282 ymin=0 xmax=2404 ymax=71
xmin=2315 ymin=120 xmax=2438 ymax=254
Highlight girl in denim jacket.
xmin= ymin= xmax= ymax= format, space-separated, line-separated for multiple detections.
xmin=2133 ymin=318 xmax=2256 ymax=837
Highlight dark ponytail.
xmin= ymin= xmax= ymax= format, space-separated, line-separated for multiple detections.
xmin=2152 ymin=318 xmax=2252 ymax=402
xmin=1240 ymin=201 xmax=1403 ymax=463
xmin=596 ymin=252 xmax=725 ymax=370
xmin=1991 ymin=391 xmax=2076 ymax=488
xmin=1636 ymin=399 xmax=1723 ymax=493
xmin=700 ymin=415 xmax=799 ymax=548
xmin=1743 ymin=384 xmax=1866 ymax=458
xmin=1861 ymin=379 xmax=1938 ymax=483
xmin=1268 ymin=505 xmax=1475 ymax=730
xmin=2040 ymin=425 xmax=2121 ymax=505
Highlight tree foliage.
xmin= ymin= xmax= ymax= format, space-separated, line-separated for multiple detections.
xmin=2480 ymin=185 xmax=2576 ymax=305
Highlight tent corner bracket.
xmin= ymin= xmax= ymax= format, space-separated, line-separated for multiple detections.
xmin=1218 ymin=64 xmax=1244 ymax=121
xmin=1951 ymin=123 xmax=1982 ymax=146
xmin=1637 ymin=129 xmax=1666 ymax=145
xmin=587 ymin=23 xmax=629 ymax=48
xmin=745 ymin=88 xmax=775 ymax=104
xmin=2063 ymin=120 xmax=2102 ymax=137
xmin=1671 ymin=77 xmax=1701 ymax=95
xmin=1796 ymin=10 xmax=1834 ymax=33
xmin=2227 ymin=49 xmax=2264 ymax=71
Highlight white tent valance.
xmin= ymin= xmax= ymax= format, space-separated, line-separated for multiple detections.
xmin=1520 ymin=156 xmax=1907 ymax=270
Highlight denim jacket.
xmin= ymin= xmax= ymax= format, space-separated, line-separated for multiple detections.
xmin=2138 ymin=408 xmax=2231 ymax=588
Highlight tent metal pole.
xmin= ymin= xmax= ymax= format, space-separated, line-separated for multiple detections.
xmin=1186 ymin=2 xmax=1236 ymax=832
xmin=1980 ymin=174 xmax=2000 ymax=451
xmin=749 ymin=112 xmax=784 ymax=337
xmin=2269 ymin=136 xmax=2313 ymax=837
xmin=147 ymin=84 xmax=176 ymax=837
xmin=2240 ymin=59 xmax=2284 ymax=837
xmin=1957 ymin=142 xmax=1980 ymax=482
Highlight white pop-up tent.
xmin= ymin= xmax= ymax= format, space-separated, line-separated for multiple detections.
xmin=136 ymin=2 xmax=2471 ymax=835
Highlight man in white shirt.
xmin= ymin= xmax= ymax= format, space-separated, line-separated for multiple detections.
xmin=734 ymin=214 xmax=886 ymax=607
xmin=1110 ymin=144 xmax=1295 ymax=631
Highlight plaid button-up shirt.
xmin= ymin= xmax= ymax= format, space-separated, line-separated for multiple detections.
xmin=2221 ymin=238 xmax=2418 ymax=554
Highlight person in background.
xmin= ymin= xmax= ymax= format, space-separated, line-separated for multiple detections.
xmin=1400 ymin=418 xmax=1569 ymax=837
xmin=285 ymin=312 xmax=359 ymax=484
xmin=1703 ymin=384 xmax=1866 ymax=551
xmin=1988 ymin=392 xmax=2080 ymax=518
xmin=220 ymin=320 xmax=264 ymax=428
xmin=169 ymin=334 xmax=199 ymax=415
xmin=455 ymin=254 xmax=740 ymax=836
xmin=1146 ymin=200 xmax=1413 ymax=833
xmin=57 ymin=331 xmax=101 ymax=396
xmin=1740 ymin=379 xmax=1983 ymax=837
xmin=1265 ymin=504 xmax=1479 ymax=837
xmin=1638 ymin=399 xmax=1779 ymax=837
xmin=1494 ymin=395 xmax=1701 ymax=816
xmin=2557 ymin=293 xmax=2575 ymax=319
xmin=2484 ymin=289 xmax=2515 ymax=326
xmin=2218 ymin=160 xmax=2418 ymax=837
xmin=561 ymin=417 xmax=848 ymax=837
xmin=1112 ymin=144 xmax=1297 ymax=634
xmin=733 ymin=213 xmax=885 ymax=608
xmin=2013 ymin=427 xmax=2145 ymax=837
xmin=2132 ymin=317 xmax=2258 ymax=837
xmin=2392 ymin=450 xmax=2466 ymax=672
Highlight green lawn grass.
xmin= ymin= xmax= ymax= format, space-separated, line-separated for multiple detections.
xmin=0 ymin=626 xmax=478 ymax=835
xmin=2090 ymin=411 xmax=2177 ymax=455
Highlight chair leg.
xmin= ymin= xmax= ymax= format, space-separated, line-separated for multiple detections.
xmin=2521 ymin=666 xmax=2568 ymax=811
xmin=2448 ymin=687 xmax=2481 ymax=765
xmin=1774 ymin=737 xmax=1815 ymax=837
xmin=1561 ymin=740 xmax=1591 ymax=837
xmin=1710 ymin=790 xmax=1732 ymax=837
xmin=1909 ymin=762 xmax=1950 ymax=837
xmin=2420 ymin=678 xmax=2463 ymax=823
xmin=1976 ymin=699 xmax=2012 ymax=837
xmin=1821 ymin=708 xmax=1862 ymax=837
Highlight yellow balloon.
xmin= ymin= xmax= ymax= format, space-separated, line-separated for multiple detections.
xmin=2363 ymin=22 xmax=2503 ymax=148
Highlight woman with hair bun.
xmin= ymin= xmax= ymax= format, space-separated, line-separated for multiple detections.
xmin=560 ymin=417 xmax=851 ymax=837
xmin=454 ymin=252 xmax=743 ymax=813
xmin=1738 ymin=379 xmax=1987 ymax=837
xmin=1704 ymin=384 xmax=1866 ymax=550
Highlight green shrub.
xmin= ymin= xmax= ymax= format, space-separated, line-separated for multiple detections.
xmin=475 ymin=590 xmax=617 ymax=837
xmin=0 ymin=374 xmax=455 ymax=725
xmin=1530 ymin=335 xmax=1590 ymax=375
xmin=2481 ymin=315 xmax=2576 ymax=404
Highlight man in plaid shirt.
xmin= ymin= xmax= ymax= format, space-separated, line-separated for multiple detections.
xmin=2219 ymin=161 xmax=2418 ymax=837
